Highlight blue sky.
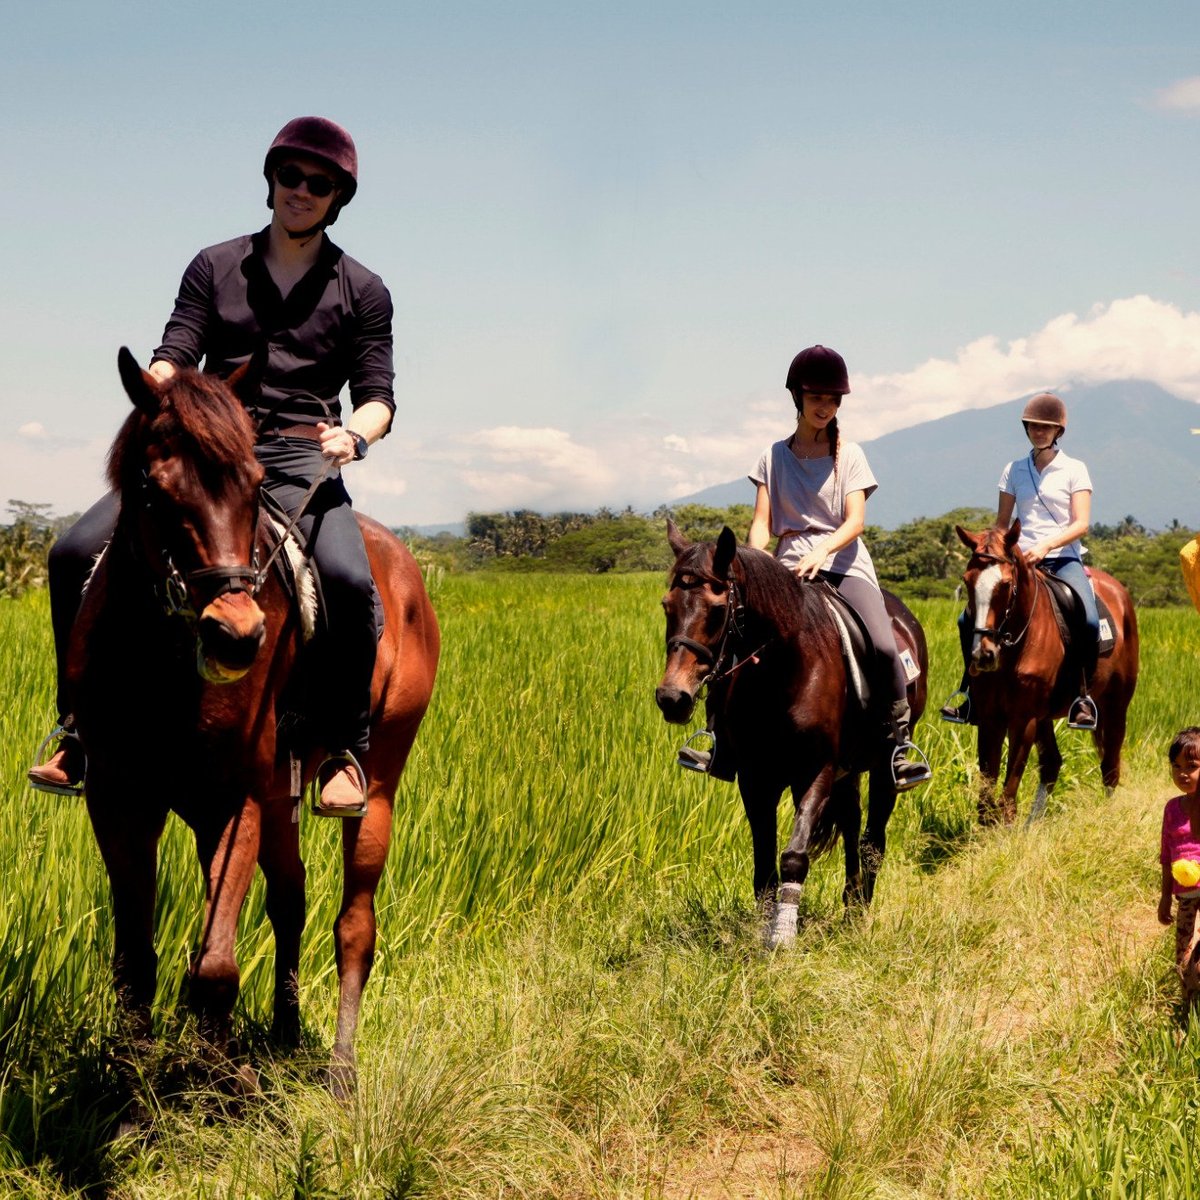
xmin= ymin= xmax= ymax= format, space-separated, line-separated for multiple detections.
xmin=3 ymin=1 xmax=1198 ymax=524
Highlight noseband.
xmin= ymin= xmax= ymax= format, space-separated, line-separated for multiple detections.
xmin=139 ymin=471 xmax=264 ymax=625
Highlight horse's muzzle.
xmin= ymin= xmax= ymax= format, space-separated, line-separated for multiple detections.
xmin=655 ymin=681 xmax=697 ymax=724
xmin=970 ymin=641 xmax=1000 ymax=673
xmin=197 ymin=593 xmax=266 ymax=683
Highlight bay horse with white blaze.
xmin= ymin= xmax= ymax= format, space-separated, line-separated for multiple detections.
xmin=69 ymin=349 xmax=439 ymax=1093
xmin=956 ymin=522 xmax=1138 ymax=824
xmin=656 ymin=523 xmax=929 ymax=948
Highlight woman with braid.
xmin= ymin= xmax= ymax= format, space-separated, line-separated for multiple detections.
xmin=746 ymin=344 xmax=931 ymax=791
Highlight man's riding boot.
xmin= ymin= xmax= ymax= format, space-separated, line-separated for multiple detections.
xmin=27 ymin=720 xmax=86 ymax=796
xmin=889 ymin=699 xmax=933 ymax=792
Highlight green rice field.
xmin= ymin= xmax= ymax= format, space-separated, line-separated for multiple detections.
xmin=1 ymin=573 xmax=1198 ymax=1197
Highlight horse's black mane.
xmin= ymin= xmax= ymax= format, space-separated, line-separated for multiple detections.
xmin=672 ymin=540 xmax=828 ymax=638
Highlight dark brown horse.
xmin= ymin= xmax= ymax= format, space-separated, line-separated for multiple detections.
xmin=655 ymin=523 xmax=929 ymax=948
xmin=956 ymin=522 xmax=1138 ymax=824
xmin=68 ymin=349 xmax=439 ymax=1093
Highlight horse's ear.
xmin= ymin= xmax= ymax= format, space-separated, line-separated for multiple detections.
xmin=1005 ymin=519 xmax=1022 ymax=551
xmin=955 ymin=524 xmax=981 ymax=551
xmin=713 ymin=526 xmax=738 ymax=579
xmin=666 ymin=518 xmax=690 ymax=558
xmin=226 ymin=348 xmax=266 ymax=406
xmin=117 ymin=346 xmax=161 ymax=417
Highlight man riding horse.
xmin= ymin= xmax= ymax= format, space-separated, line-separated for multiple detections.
xmin=30 ymin=115 xmax=390 ymax=815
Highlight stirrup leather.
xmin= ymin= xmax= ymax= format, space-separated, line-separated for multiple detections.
xmin=27 ymin=723 xmax=87 ymax=797
xmin=308 ymin=750 xmax=368 ymax=818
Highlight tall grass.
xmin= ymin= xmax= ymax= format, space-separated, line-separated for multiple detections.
xmin=0 ymin=577 xmax=1193 ymax=1196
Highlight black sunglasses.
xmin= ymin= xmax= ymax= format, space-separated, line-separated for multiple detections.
xmin=274 ymin=163 xmax=338 ymax=197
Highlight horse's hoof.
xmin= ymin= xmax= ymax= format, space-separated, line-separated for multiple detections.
xmin=764 ymin=901 xmax=799 ymax=950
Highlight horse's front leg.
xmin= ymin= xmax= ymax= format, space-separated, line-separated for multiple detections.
xmin=739 ymin=769 xmax=783 ymax=900
xmin=192 ymin=800 xmax=262 ymax=1073
xmin=836 ymin=774 xmax=865 ymax=908
xmin=87 ymin=785 xmax=168 ymax=1039
xmin=258 ymin=797 xmax=306 ymax=1049
xmin=976 ymin=719 xmax=1006 ymax=826
xmin=767 ymin=759 xmax=835 ymax=949
xmin=1000 ymin=717 xmax=1039 ymax=824
xmin=1027 ymin=718 xmax=1061 ymax=824
xmin=330 ymin=782 xmax=397 ymax=1099
xmin=858 ymin=765 xmax=897 ymax=907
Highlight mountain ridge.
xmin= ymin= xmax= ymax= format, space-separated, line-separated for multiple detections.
xmin=673 ymin=380 xmax=1199 ymax=530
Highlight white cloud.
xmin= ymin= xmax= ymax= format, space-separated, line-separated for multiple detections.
xmin=849 ymin=295 xmax=1200 ymax=441
xmin=10 ymin=296 xmax=1200 ymax=526
xmin=1152 ymin=77 xmax=1200 ymax=111
xmin=453 ymin=426 xmax=617 ymax=510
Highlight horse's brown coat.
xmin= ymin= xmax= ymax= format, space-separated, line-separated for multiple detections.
xmin=956 ymin=522 xmax=1138 ymax=823
xmin=71 ymin=351 xmax=439 ymax=1090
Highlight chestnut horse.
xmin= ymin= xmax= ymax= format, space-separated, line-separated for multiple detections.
xmin=956 ymin=522 xmax=1138 ymax=824
xmin=655 ymin=523 xmax=929 ymax=948
xmin=68 ymin=349 xmax=439 ymax=1092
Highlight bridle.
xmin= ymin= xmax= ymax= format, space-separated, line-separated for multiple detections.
xmin=666 ymin=569 xmax=769 ymax=686
xmin=137 ymin=470 xmax=265 ymax=627
xmin=967 ymin=550 xmax=1041 ymax=652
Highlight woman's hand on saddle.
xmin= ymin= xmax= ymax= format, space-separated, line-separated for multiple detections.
xmin=317 ymin=421 xmax=358 ymax=466
xmin=793 ymin=549 xmax=827 ymax=580
xmin=1025 ymin=541 xmax=1051 ymax=565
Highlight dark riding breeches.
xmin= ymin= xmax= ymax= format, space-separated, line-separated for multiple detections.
xmin=47 ymin=439 xmax=376 ymax=758
xmin=820 ymin=571 xmax=908 ymax=704
xmin=48 ymin=491 xmax=120 ymax=722
xmin=258 ymin=438 xmax=375 ymax=758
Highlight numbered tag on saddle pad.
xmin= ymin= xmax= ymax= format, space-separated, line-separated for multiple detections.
xmin=899 ymin=649 xmax=921 ymax=683
xmin=1098 ymin=618 xmax=1112 ymax=643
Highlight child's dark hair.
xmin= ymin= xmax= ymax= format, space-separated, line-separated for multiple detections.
xmin=1169 ymin=727 xmax=1200 ymax=764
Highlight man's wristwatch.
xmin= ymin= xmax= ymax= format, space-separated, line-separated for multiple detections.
xmin=350 ymin=432 xmax=369 ymax=461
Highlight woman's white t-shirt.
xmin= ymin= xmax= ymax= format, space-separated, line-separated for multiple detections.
xmin=997 ymin=449 xmax=1093 ymax=561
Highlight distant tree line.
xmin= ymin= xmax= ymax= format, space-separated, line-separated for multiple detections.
xmin=2 ymin=499 xmax=1195 ymax=608
xmin=403 ymin=503 xmax=1199 ymax=607
xmin=0 ymin=501 xmax=77 ymax=600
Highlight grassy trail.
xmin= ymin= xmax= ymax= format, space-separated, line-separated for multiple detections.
xmin=0 ymin=577 xmax=1196 ymax=1197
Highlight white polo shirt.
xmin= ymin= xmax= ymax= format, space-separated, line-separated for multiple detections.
xmin=998 ymin=449 xmax=1092 ymax=560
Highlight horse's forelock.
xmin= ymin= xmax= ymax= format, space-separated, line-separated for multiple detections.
xmin=165 ymin=372 xmax=257 ymax=471
xmin=107 ymin=369 xmax=259 ymax=496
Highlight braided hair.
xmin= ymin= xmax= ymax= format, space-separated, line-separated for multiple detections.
xmin=790 ymin=391 xmax=841 ymax=478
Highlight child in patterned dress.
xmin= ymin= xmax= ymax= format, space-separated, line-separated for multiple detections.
xmin=1158 ymin=727 xmax=1200 ymax=1018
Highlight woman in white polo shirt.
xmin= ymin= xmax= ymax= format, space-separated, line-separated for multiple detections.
xmin=942 ymin=391 xmax=1099 ymax=729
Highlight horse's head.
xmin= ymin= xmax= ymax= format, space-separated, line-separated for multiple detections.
xmin=655 ymin=521 xmax=740 ymax=723
xmin=111 ymin=347 xmax=267 ymax=683
xmin=955 ymin=521 xmax=1026 ymax=673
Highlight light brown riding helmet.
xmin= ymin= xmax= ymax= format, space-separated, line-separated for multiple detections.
xmin=1022 ymin=391 xmax=1067 ymax=430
